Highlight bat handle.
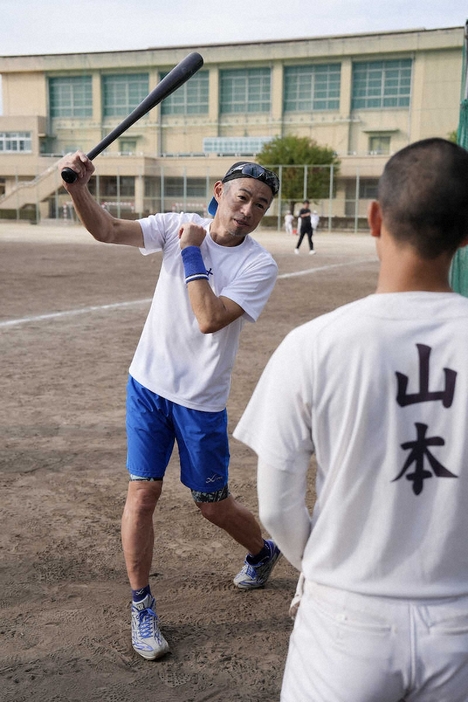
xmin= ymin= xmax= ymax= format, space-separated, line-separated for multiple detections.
xmin=61 ymin=166 xmax=79 ymax=184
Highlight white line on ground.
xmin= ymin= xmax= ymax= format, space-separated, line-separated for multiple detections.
xmin=277 ymin=258 xmax=372 ymax=280
xmin=0 ymin=299 xmax=152 ymax=329
xmin=0 ymin=258 xmax=375 ymax=329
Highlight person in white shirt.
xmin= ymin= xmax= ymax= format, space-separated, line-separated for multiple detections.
xmin=60 ymin=155 xmax=282 ymax=661
xmin=284 ymin=211 xmax=294 ymax=235
xmin=234 ymin=138 xmax=468 ymax=702
xmin=311 ymin=210 xmax=320 ymax=235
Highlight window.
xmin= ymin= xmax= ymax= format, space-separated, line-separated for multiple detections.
xmin=92 ymin=176 xmax=135 ymax=197
xmin=102 ymin=74 xmax=149 ymax=117
xmin=0 ymin=131 xmax=32 ymax=152
xmin=284 ymin=64 xmax=341 ymax=112
xmin=352 ymin=59 xmax=412 ymax=109
xmin=119 ymin=138 xmax=138 ymax=154
xmin=164 ymin=177 xmax=207 ymax=197
xmin=220 ymin=68 xmax=271 ymax=113
xmin=359 ymin=178 xmax=379 ymax=198
xmin=145 ymin=178 xmax=158 ymax=198
xmin=345 ymin=178 xmax=380 ymax=211
xmin=368 ymin=135 xmax=391 ymax=155
xmin=49 ymin=76 xmax=92 ymax=118
xmin=203 ymin=136 xmax=273 ymax=154
xmin=161 ymin=71 xmax=209 ymax=115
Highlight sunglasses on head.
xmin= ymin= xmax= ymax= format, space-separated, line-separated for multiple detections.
xmin=223 ymin=163 xmax=280 ymax=196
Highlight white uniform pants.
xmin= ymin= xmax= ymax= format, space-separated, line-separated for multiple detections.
xmin=281 ymin=581 xmax=468 ymax=702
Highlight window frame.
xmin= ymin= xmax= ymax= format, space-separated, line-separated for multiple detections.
xmin=220 ymin=67 xmax=271 ymax=114
xmin=368 ymin=135 xmax=391 ymax=155
xmin=101 ymin=73 xmax=149 ymax=118
xmin=160 ymin=70 xmax=209 ymax=115
xmin=164 ymin=177 xmax=208 ymax=198
xmin=49 ymin=75 xmax=93 ymax=118
xmin=284 ymin=63 xmax=341 ymax=112
xmin=352 ymin=59 xmax=412 ymax=110
xmin=0 ymin=131 xmax=33 ymax=153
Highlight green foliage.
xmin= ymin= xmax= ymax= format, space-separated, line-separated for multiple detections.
xmin=257 ymin=135 xmax=340 ymax=203
xmin=447 ymin=130 xmax=458 ymax=143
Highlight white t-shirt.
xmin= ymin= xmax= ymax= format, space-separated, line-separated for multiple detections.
xmin=129 ymin=212 xmax=278 ymax=412
xmin=234 ymin=292 xmax=468 ymax=598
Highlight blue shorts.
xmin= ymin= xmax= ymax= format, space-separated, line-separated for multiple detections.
xmin=126 ymin=376 xmax=230 ymax=493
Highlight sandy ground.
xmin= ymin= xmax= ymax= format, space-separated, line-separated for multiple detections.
xmin=0 ymin=221 xmax=378 ymax=702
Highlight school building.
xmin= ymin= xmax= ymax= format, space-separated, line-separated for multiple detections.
xmin=0 ymin=25 xmax=464 ymax=227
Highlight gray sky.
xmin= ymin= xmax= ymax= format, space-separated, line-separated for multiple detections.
xmin=1 ymin=0 xmax=466 ymax=55
xmin=0 ymin=1 xmax=466 ymax=113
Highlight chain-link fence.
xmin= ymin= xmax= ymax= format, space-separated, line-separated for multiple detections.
xmin=1 ymin=160 xmax=381 ymax=233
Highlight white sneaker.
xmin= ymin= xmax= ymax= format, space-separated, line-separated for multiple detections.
xmin=294 ymin=249 xmax=299 ymax=255
xmin=234 ymin=540 xmax=281 ymax=590
xmin=309 ymin=250 xmax=316 ymax=255
xmin=131 ymin=594 xmax=170 ymax=660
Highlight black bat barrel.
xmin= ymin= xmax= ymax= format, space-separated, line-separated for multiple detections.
xmin=61 ymin=52 xmax=204 ymax=184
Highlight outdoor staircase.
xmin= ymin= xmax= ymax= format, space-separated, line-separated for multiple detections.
xmin=0 ymin=164 xmax=62 ymax=211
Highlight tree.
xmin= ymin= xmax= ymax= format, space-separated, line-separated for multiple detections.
xmin=256 ymin=135 xmax=340 ymax=211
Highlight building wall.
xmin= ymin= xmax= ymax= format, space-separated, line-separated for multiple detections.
xmin=0 ymin=27 xmax=464 ymax=222
xmin=2 ymin=72 xmax=47 ymax=116
xmin=416 ymin=49 xmax=462 ymax=138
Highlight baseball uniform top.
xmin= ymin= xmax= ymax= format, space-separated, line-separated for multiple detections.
xmin=235 ymin=292 xmax=468 ymax=598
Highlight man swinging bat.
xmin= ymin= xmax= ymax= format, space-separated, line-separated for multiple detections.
xmin=59 ymin=152 xmax=282 ymax=660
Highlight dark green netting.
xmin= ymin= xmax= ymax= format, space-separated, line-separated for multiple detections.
xmin=450 ymin=240 xmax=468 ymax=295
xmin=449 ymin=22 xmax=468 ymax=295
xmin=457 ymin=99 xmax=468 ymax=149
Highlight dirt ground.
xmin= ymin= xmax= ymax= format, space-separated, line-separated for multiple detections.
xmin=0 ymin=221 xmax=378 ymax=702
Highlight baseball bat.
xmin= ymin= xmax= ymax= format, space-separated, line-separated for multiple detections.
xmin=61 ymin=51 xmax=204 ymax=184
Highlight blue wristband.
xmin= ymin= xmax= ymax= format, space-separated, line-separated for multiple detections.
xmin=181 ymin=246 xmax=209 ymax=284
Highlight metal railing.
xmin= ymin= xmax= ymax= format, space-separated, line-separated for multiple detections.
xmin=0 ymin=161 xmax=379 ymax=233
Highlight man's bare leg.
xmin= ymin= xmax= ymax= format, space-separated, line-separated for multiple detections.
xmin=122 ymin=479 xmax=169 ymax=660
xmin=196 ymin=494 xmax=281 ymax=589
xmin=196 ymin=494 xmax=264 ymax=554
xmin=121 ymin=480 xmax=162 ymax=589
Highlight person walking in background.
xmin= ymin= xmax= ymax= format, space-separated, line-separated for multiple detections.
xmin=294 ymin=200 xmax=315 ymax=255
xmin=59 ymin=154 xmax=282 ymax=662
xmin=235 ymin=138 xmax=468 ymax=701
xmin=284 ymin=211 xmax=294 ymax=236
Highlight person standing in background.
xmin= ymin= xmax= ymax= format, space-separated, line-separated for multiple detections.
xmin=311 ymin=210 xmax=320 ymax=238
xmin=294 ymin=200 xmax=315 ymax=255
xmin=284 ymin=211 xmax=294 ymax=236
